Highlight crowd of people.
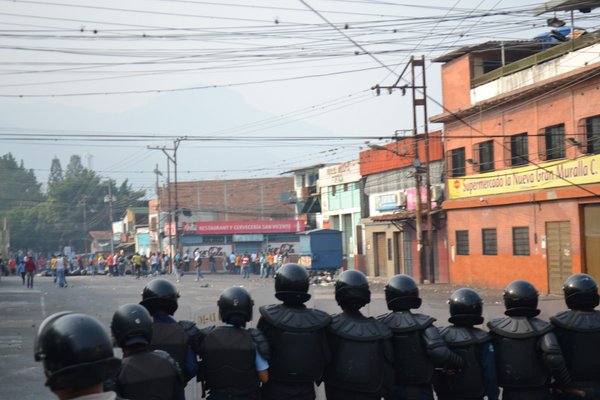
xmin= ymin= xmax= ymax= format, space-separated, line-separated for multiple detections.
xmin=33 ymin=263 xmax=600 ymax=400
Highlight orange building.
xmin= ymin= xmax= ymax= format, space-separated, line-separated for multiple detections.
xmin=431 ymin=31 xmax=600 ymax=293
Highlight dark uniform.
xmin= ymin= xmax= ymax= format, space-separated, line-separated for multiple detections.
xmin=378 ymin=274 xmax=463 ymax=400
xmin=258 ymin=263 xmax=331 ymax=400
xmin=551 ymin=273 xmax=600 ymax=399
xmin=34 ymin=312 xmax=122 ymax=399
xmin=488 ymin=280 xmax=570 ymax=400
xmin=199 ymin=286 xmax=270 ymax=400
xmin=140 ymin=278 xmax=199 ymax=383
xmin=433 ymin=288 xmax=499 ymax=400
xmin=111 ymin=303 xmax=185 ymax=400
xmin=324 ymin=269 xmax=394 ymax=400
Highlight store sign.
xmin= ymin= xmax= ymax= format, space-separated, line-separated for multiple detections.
xmin=183 ymin=245 xmax=232 ymax=258
xmin=449 ymin=154 xmax=600 ymax=199
xmin=265 ymin=242 xmax=297 ymax=254
xmin=375 ymin=193 xmax=398 ymax=211
xmin=182 ymin=220 xmax=304 ymax=235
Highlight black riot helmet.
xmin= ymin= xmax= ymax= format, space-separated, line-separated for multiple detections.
xmin=34 ymin=312 xmax=121 ymax=391
xmin=448 ymin=288 xmax=484 ymax=326
xmin=503 ymin=279 xmax=540 ymax=317
xmin=217 ymin=286 xmax=254 ymax=326
xmin=563 ymin=273 xmax=600 ymax=310
xmin=140 ymin=278 xmax=180 ymax=315
xmin=275 ymin=263 xmax=311 ymax=305
xmin=385 ymin=274 xmax=422 ymax=311
xmin=335 ymin=269 xmax=371 ymax=311
xmin=111 ymin=303 xmax=153 ymax=348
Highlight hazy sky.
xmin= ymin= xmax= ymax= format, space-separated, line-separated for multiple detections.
xmin=0 ymin=0 xmax=597 ymax=194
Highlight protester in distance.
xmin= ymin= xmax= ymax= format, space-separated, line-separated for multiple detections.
xmin=258 ymin=263 xmax=331 ymax=400
xmin=24 ymin=255 xmax=36 ymax=288
xmin=324 ymin=269 xmax=394 ymax=400
xmin=433 ymin=288 xmax=499 ymax=400
xmin=378 ymin=274 xmax=463 ymax=400
xmin=551 ymin=273 xmax=600 ymax=399
xmin=111 ymin=303 xmax=185 ymax=400
xmin=34 ymin=311 xmax=121 ymax=400
xmin=199 ymin=286 xmax=270 ymax=400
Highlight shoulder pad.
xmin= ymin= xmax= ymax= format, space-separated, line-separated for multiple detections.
xmin=329 ymin=313 xmax=392 ymax=342
xmin=248 ymin=328 xmax=271 ymax=360
xmin=152 ymin=350 xmax=185 ymax=382
xmin=551 ymin=310 xmax=600 ymax=332
xmin=258 ymin=304 xmax=331 ymax=332
xmin=178 ymin=320 xmax=202 ymax=337
xmin=377 ymin=311 xmax=434 ymax=333
xmin=439 ymin=326 xmax=490 ymax=345
xmin=200 ymin=325 xmax=216 ymax=336
xmin=487 ymin=316 xmax=552 ymax=338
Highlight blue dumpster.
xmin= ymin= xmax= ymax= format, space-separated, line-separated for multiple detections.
xmin=297 ymin=229 xmax=343 ymax=272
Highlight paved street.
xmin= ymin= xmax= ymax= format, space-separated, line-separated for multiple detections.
xmin=0 ymin=272 xmax=569 ymax=399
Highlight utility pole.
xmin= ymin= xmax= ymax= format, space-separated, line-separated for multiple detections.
xmin=371 ymin=55 xmax=433 ymax=283
xmin=410 ymin=57 xmax=425 ymax=283
xmin=81 ymin=196 xmax=88 ymax=254
xmin=154 ymin=165 xmax=163 ymax=255
xmin=107 ymin=181 xmax=115 ymax=256
xmin=148 ymin=137 xmax=185 ymax=272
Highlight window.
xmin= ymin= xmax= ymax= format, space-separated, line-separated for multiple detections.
xmin=482 ymin=228 xmax=497 ymax=255
xmin=450 ymin=147 xmax=466 ymax=177
xmin=510 ymin=133 xmax=529 ymax=166
xmin=545 ymin=124 xmax=566 ymax=160
xmin=331 ymin=185 xmax=337 ymax=196
xmin=478 ymin=140 xmax=495 ymax=172
xmin=387 ymin=238 xmax=393 ymax=260
xmin=587 ymin=115 xmax=600 ymax=154
xmin=512 ymin=227 xmax=530 ymax=256
xmin=344 ymin=183 xmax=349 ymax=192
xmin=456 ymin=230 xmax=469 ymax=255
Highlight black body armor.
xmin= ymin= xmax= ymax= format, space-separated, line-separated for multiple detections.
xmin=200 ymin=326 xmax=260 ymax=396
xmin=325 ymin=311 xmax=392 ymax=396
xmin=117 ymin=349 xmax=183 ymax=400
xmin=258 ymin=304 xmax=330 ymax=383
xmin=148 ymin=321 xmax=189 ymax=371
xmin=434 ymin=326 xmax=490 ymax=399
xmin=551 ymin=310 xmax=600 ymax=383
xmin=488 ymin=316 xmax=553 ymax=389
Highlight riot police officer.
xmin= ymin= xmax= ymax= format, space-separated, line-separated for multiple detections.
xmin=551 ymin=273 xmax=600 ymax=399
xmin=34 ymin=312 xmax=122 ymax=400
xmin=111 ymin=303 xmax=185 ymax=400
xmin=433 ymin=288 xmax=499 ymax=400
xmin=324 ymin=269 xmax=393 ymax=400
xmin=487 ymin=280 xmax=570 ymax=400
xmin=139 ymin=278 xmax=199 ymax=384
xmin=377 ymin=274 xmax=463 ymax=400
xmin=257 ymin=263 xmax=331 ymax=400
xmin=199 ymin=286 xmax=270 ymax=400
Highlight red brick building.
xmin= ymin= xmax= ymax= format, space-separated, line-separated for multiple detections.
xmin=432 ymin=31 xmax=600 ymax=293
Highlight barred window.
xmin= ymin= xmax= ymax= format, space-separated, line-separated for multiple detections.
xmin=587 ymin=115 xmax=600 ymax=154
xmin=478 ymin=140 xmax=495 ymax=172
xmin=545 ymin=124 xmax=565 ymax=160
xmin=456 ymin=230 xmax=469 ymax=256
xmin=482 ymin=228 xmax=497 ymax=256
xmin=450 ymin=147 xmax=466 ymax=177
xmin=512 ymin=227 xmax=530 ymax=256
xmin=510 ymin=133 xmax=529 ymax=166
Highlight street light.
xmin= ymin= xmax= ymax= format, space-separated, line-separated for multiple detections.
xmin=103 ymin=180 xmax=116 ymax=256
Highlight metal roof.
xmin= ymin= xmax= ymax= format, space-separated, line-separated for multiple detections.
xmin=432 ymin=40 xmax=545 ymax=63
xmin=534 ymin=0 xmax=600 ymax=15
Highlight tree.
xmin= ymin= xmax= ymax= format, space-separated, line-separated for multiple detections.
xmin=48 ymin=157 xmax=63 ymax=189
xmin=65 ymin=155 xmax=85 ymax=179
xmin=0 ymin=153 xmax=44 ymax=215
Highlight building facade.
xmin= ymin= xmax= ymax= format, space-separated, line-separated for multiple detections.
xmin=359 ymin=132 xmax=448 ymax=282
xmin=319 ymin=160 xmax=364 ymax=271
xmin=432 ymin=31 xmax=600 ymax=293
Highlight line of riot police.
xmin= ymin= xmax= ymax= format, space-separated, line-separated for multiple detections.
xmin=33 ymin=265 xmax=600 ymax=400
